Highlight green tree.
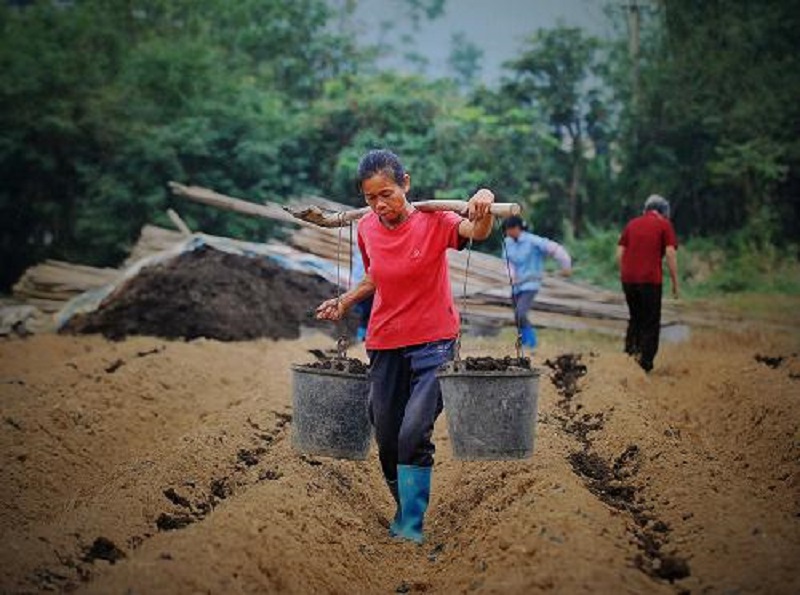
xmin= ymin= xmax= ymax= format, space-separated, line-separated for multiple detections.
xmin=448 ymin=31 xmax=483 ymax=90
xmin=0 ymin=0 xmax=365 ymax=288
xmin=403 ymin=0 xmax=446 ymax=30
xmin=501 ymin=26 xmax=605 ymax=235
xmin=293 ymin=70 xmax=552 ymax=257
xmin=611 ymin=0 xmax=800 ymax=241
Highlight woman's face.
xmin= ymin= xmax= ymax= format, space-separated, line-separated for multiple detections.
xmin=362 ymin=172 xmax=411 ymax=225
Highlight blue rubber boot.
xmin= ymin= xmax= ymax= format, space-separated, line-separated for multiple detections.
xmin=394 ymin=465 xmax=431 ymax=544
xmin=520 ymin=326 xmax=537 ymax=349
xmin=387 ymin=479 xmax=402 ymax=536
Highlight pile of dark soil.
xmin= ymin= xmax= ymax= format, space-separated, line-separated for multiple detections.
xmin=63 ymin=247 xmax=350 ymax=341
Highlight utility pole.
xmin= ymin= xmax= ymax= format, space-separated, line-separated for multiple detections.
xmin=620 ymin=0 xmax=660 ymax=145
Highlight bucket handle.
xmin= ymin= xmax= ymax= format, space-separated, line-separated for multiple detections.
xmin=498 ymin=219 xmax=525 ymax=359
xmin=455 ymin=220 xmax=525 ymax=367
xmin=333 ymin=213 xmax=351 ymax=360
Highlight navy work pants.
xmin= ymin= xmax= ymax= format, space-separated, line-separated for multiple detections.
xmin=513 ymin=290 xmax=537 ymax=329
xmin=367 ymin=339 xmax=455 ymax=482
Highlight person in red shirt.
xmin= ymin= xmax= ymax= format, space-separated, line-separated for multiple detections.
xmin=617 ymin=195 xmax=680 ymax=372
xmin=316 ymin=149 xmax=495 ymax=544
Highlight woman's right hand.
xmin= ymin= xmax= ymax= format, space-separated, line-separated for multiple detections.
xmin=316 ymin=297 xmax=347 ymax=321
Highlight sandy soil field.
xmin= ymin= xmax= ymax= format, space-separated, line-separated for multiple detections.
xmin=1 ymin=321 xmax=799 ymax=594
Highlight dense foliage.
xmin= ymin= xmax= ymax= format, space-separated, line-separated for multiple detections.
xmin=612 ymin=0 xmax=800 ymax=251
xmin=1 ymin=0 xmax=797 ymax=291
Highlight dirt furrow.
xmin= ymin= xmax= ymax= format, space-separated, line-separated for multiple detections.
xmin=2 ymin=330 xmax=798 ymax=594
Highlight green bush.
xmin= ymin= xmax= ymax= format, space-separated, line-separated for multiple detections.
xmin=565 ymin=224 xmax=621 ymax=290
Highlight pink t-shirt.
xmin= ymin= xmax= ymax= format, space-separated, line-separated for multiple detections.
xmin=357 ymin=210 xmax=464 ymax=350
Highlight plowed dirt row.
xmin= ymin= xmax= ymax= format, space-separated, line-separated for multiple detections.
xmin=1 ymin=326 xmax=798 ymax=594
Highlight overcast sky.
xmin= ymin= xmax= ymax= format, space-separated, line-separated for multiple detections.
xmin=349 ymin=0 xmax=614 ymax=83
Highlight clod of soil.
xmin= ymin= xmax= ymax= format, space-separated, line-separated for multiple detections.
xmin=210 ymin=478 xmax=233 ymax=500
xmin=258 ymin=469 xmax=283 ymax=481
xmin=635 ymin=546 xmax=691 ymax=583
xmin=550 ymin=363 xmax=683 ymax=587
xmin=156 ymin=513 xmax=194 ymax=531
xmin=82 ymin=537 xmax=126 ymax=564
xmin=273 ymin=412 xmax=293 ymax=431
xmin=568 ymin=446 xmax=644 ymax=513
xmin=163 ymin=488 xmax=191 ymax=508
xmin=443 ymin=356 xmax=532 ymax=372
xmin=612 ymin=445 xmax=641 ymax=479
xmin=299 ymin=357 xmax=369 ymax=375
xmin=654 ymin=554 xmax=691 ymax=582
xmin=104 ymin=359 xmax=125 ymax=374
xmin=562 ymin=412 xmax=605 ymax=445
xmin=62 ymin=246 xmax=352 ymax=341
xmin=237 ymin=447 xmax=266 ymax=467
xmin=544 ymin=353 xmax=587 ymax=399
xmin=4 ymin=416 xmax=22 ymax=430
xmin=568 ymin=451 xmax=612 ymax=482
xmin=754 ymin=354 xmax=784 ymax=368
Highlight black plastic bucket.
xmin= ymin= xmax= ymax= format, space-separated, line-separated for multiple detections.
xmin=437 ymin=366 xmax=540 ymax=460
xmin=291 ymin=364 xmax=371 ymax=460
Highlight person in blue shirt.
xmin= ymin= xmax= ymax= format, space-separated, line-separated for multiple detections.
xmin=502 ymin=216 xmax=572 ymax=349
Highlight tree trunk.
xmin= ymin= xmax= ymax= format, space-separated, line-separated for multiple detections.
xmin=568 ymin=151 xmax=582 ymax=235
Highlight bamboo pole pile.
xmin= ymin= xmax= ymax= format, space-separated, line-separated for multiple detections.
xmin=12 ymin=260 xmax=121 ymax=313
xmin=123 ymin=224 xmax=186 ymax=267
xmin=12 ymin=223 xmax=188 ymax=313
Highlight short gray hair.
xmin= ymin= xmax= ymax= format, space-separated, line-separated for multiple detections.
xmin=643 ymin=194 xmax=670 ymax=218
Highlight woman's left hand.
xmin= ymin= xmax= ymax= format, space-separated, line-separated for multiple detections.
xmin=466 ymin=188 xmax=495 ymax=221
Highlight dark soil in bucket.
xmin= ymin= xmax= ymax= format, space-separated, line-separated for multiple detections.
xmin=62 ymin=246 xmax=356 ymax=341
xmin=444 ymin=356 xmax=532 ymax=372
xmin=300 ymin=358 xmax=368 ymax=375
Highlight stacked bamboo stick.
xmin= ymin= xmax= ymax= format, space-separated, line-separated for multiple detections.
xmin=12 ymin=260 xmax=121 ymax=313
xmin=123 ymin=224 xmax=186 ymax=267
xmin=12 ymin=224 xmax=189 ymax=313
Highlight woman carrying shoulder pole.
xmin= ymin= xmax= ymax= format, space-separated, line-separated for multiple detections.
xmin=316 ymin=149 xmax=495 ymax=543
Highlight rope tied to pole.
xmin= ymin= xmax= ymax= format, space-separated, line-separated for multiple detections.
xmin=335 ymin=212 xmax=348 ymax=360
xmin=457 ymin=217 xmax=527 ymax=367
xmin=455 ymin=233 xmax=474 ymax=367
xmin=498 ymin=219 xmax=524 ymax=359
